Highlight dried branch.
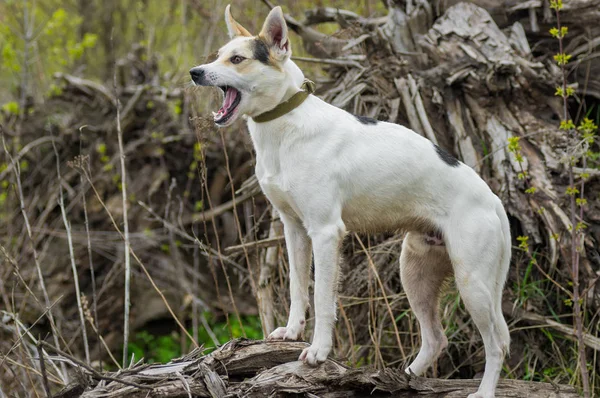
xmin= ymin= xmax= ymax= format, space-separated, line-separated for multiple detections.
xmin=53 ymin=138 xmax=90 ymax=365
xmin=1 ymin=131 xmax=68 ymax=383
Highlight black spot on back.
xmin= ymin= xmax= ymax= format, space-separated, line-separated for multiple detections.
xmin=252 ymin=39 xmax=270 ymax=65
xmin=355 ymin=115 xmax=378 ymax=125
xmin=433 ymin=144 xmax=460 ymax=167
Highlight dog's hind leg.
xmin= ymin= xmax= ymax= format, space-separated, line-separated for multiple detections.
xmin=401 ymin=232 xmax=452 ymax=376
xmin=446 ymin=210 xmax=510 ymax=398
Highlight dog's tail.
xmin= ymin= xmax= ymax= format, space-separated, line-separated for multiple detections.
xmin=495 ymin=198 xmax=512 ymax=354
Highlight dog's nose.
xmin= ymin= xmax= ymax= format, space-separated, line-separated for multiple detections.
xmin=189 ymin=67 xmax=205 ymax=85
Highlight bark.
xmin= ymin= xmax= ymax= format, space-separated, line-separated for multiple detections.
xmin=63 ymin=339 xmax=578 ymax=397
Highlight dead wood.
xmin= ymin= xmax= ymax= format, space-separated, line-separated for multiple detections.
xmin=60 ymin=339 xmax=578 ymax=397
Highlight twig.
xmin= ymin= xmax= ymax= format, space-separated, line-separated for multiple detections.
xmin=52 ymin=139 xmax=90 ymax=365
xmin=138 ymin=201 xmax=246 ymax=273
xmin=188 ymin=188 xmax=259 ymax=224
xmin=407 ymin=74 xmax=438 ymax=145
xmin=554 ymin=5 xmax=590 ymax=396
xmin=0 ymin=130 xmax=68 ymax=383
xmin=199 ymin=310 xmax=220 ymax=348
xmin=37 ymin=341 xmax=50 ymax=397
xmin=291 ymin=56 xmax=363 ymax=68
xmin=113 ymin=35 xmax=133 ymax=367
xmin=85 ymin=311 xmax=121 ymax=369
xmin=53 ymin=73 xmax=115 ymax=105
xmin=256 ymin=209 xmax=281 ymax=335
xmin=79 ymin=129 xmax=101 ymax=369
xmin=224 ymin=236 xmax=285 ymax=254
xmin=0 ymin=306 xmax=65 ymax=384
xmin=0 ymin=136 xmax=59 ymax=182
xmin=196 ymin=136 xmax=243 ymax=336
xmin=353 ymin=233 xmax=406 ymax=361
xmin=76 ymin=169 xmax=199 ymax=348
xmin=503 ymin=302 xmax=600 ymax=351
xmin=39 ymin=341 xmax=152 ymax=390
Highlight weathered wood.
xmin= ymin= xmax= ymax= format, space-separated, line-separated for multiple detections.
xmin=74 ymin=339 xmax=578 ymax=397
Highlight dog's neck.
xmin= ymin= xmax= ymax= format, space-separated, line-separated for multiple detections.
xmin=250 ymin=59 xmax=305 ymax=118
xmin=281 ymin=59 xmax=305 ymax=100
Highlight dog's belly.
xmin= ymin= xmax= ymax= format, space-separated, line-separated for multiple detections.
xmin=341 ymin=191 xmax=443 ymax=235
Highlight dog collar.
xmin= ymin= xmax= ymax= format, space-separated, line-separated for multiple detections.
xmin=252 ymin=79 xmax=316 ymax=123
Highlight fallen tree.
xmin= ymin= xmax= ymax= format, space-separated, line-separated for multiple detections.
xmin=51 ymin=339 xmax=579 ymax=398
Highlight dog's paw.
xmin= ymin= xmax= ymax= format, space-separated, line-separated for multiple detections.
xmin=267 ymin=324 xmax=303 ymax=341
xmin=267 ymin=327 xmax=288 ymax=340
xmin=467 ymin=392 xmax=495 ymax=398
xmin=267 ymin=318 xmax=306 ymax=341
xmin=298 ymin=342 xmax=331 ymax=366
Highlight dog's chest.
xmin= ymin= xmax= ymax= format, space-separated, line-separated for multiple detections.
xmin=250 ymin=125 xmax=305 ymax=218
xmin=257 ymin=171 xmax=302 ymax=218
xmin=254 ymin=147 xmax=303 ymax=218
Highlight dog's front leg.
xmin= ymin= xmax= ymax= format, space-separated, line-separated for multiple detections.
xmin=267 ymin=214 xmax=312 ymax=341
xmin=299 ymin=222 xmax=345 ymax=366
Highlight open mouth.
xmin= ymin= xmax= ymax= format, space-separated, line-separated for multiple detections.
xmin=213 ymin=86 xmax=241 ymax=125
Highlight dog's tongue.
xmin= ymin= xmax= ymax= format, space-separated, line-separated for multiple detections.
xmin=224 ymin=87 xmax=237 ymax=109
xmin=217 ymin=87 xmax=238 ymax=118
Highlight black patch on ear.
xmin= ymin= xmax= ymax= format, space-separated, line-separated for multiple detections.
xmin=355 ymin=115 xmax=378 ymax=125
xmin=252 ymin=39 xmax=270 ymax=65
xmin=434 ymin=144 xmax=460 ymax=167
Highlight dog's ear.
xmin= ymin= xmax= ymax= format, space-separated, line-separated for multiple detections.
xmin=259 ymin=6 xmax=290 ymax=61
xmin=224 ymin=4 xmax=252 ymax=39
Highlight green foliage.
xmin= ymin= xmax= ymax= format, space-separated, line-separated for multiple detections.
xmin=549 ymin=0 xmax=564 ymax=10
xmin=125 ymin=313 xmax=262 ymax=364
xmin=0 ymin=2 xmax=97 ymax=96
xmin=127 ymin=330 xmax=180 ymax=364
xmin=555 ymin=85 xmax=574 ymax=98
xmin=549 ymin=26 xmax=568 ymax=38
xmin=1 ymin=101 xmax=20 ymax=115
xmin=44 ymin=9 xmax=98 ymax=66
xmin=553 ymin=53 xmax=572 ymax=66
xmin=517 ymin=235 xmax=529 ymax=251
xmin=577 ymin=117 xmax=598 ymax=144
xmin=507 ymin=136 xmax=524 ymax=162
xmin=559 ymin=119 xmax=575 ymax=131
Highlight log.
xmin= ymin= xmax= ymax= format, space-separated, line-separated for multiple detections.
xmin=63 ymin=339 xmax=578 ymax=397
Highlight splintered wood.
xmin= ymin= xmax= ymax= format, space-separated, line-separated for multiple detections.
xmin=54 ymin=339 xmax=578 ymax=397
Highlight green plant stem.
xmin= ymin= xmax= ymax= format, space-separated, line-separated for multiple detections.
xmin=555 ymin=7 xmax=590 ymax=397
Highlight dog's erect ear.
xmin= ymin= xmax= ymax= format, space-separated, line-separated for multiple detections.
xmin=259 ymin=6 xmax=290 ymax=61
xmin=225 ymin=4 xmax=252 ymax=39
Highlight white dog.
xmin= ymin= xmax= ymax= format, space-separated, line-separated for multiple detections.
xmin=190 ymin=6 xmax=511 ymax=398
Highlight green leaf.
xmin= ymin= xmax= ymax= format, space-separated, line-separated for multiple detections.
xmin=559 ymin=119 xmax=575 ymax=130
xmin=550 ymin=0 xmax=563 ymax=10
xmin=1 ymin=101 xmax=20 ymax=115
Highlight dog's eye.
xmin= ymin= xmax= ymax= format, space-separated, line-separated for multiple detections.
xmin=230 ymin=55 xmax=245 ymax=65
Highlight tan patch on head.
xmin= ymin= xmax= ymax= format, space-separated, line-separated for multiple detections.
xmin=268 ymin=53 xmax=283 ymax=71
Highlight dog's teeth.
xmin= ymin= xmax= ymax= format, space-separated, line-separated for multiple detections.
xmin=212 ymin=111 xmax=218 ymax=118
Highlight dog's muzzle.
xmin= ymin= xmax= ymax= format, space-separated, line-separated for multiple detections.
xmin=189 ymin=67 xmax=206 ymax=86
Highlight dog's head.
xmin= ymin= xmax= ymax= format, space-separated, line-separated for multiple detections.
xmin=190 ymin=5 xmax=304 ymax=127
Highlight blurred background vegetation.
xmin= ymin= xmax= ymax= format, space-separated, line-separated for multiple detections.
xmin=0 ymin=0 xmax=384 ymax=104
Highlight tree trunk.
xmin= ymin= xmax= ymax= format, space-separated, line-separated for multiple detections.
xmin=66 ymin=339 xmax=579 ymax=397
